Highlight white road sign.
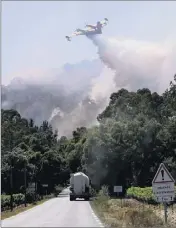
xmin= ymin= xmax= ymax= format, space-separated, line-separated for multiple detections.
xmin=42 ymin=184 xmax=48 ymax=187
xmin=152 ymin=163 xmax=175 ymax=203
xmin=28 ymin=182 xmax=37 ymax=192
xmin=28 ymin=182 xmax=35 ymax=188
xmin=114 ymin=186 xmax=123 ymax=192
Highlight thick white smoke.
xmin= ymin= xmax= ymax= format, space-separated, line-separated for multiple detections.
xmin=89 ymin=35 xmax=176 ymax=94
xmin=50 ymin=63 xmax=116 ymax=138
xmin=45 ymin=36 xmax=176 ymax=138
xmin=3 ymin=36 xmax=176 ymax=138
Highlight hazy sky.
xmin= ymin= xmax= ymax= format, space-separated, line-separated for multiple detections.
xmin=2 ymin=1 xmax=176 ymax=85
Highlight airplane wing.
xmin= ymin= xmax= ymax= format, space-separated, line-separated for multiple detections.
xmin=72 ymin=30 xmax=84 ymax=36
xmin=85 ymin=18 xmax=108 ymax=28
xmin=65 ymin=28 xmax=88 ymax=41
xmin=70 ymin=27 xmax=94 ymax=36
xmin=85 ymin=24 xmax=97 ymax=29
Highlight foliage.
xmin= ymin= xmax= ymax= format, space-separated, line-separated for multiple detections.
xmin=1 ymin=112 xmax=70 ymax=194
xmin=127 ymin=186 xmax=176 ymax=204
xmin=1 ymin=194 xmax=25 ymax=211
xmin=1 ymin=75 xmax=176 ymax=201
xmin=82 ymin=75 xmax=176 ymax=191
xmin=127 ymin=187 xmax=155 ymax=203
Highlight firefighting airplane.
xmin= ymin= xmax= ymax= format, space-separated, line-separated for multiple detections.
xmin=65 ymin=18 xmax=108 ymax=41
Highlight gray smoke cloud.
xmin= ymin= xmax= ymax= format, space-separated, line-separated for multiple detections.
xmin=2 ymin=36 xmax=176 ymax=138
xmin=49 ymin=65 xmax=115 ymax=138
xmin=59 ymin=35 xmax=176 ymax=138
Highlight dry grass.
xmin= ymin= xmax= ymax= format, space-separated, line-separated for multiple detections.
xmin=126 ymin=199 xmax=176 ymax=228
xmin=91 ymin=196 xmax=175 ymax=228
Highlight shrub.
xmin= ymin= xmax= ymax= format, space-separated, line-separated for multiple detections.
xmin=127 ymin=186 xmax=176 ymax=204
xmin=13 ymin=193 xmax=25 ymax=207
xmin=1 ymin=195 xmax=11 ymax=211
xmin=90 ymin=187 xmax=97 ymax=197
xmin=1 ymin=191 xmax=43 ymax=211
xmin=1 ymin=194 xmax=25 ymax=211
xmin=97 ymin=185 xmax=110 ymax=202
xmin=26 ymin=190 xmax=36 ymax=203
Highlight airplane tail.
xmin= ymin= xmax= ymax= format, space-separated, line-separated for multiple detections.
xmin=65 ymin=36 xmax=71 ymax=41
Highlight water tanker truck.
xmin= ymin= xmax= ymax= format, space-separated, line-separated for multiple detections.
xmin=69 ymin=172 xmax=90 ymax=201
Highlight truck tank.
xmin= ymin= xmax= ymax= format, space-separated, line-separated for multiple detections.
xmin=69 ymin=172 xmax=90 ymax=201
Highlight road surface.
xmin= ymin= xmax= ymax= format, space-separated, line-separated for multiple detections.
xmin=1 ymin=187 xmax=104 ymax=227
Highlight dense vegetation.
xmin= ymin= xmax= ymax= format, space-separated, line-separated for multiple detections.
xmin=1 ymin=194 xmax=25 ymax=211
xmin=127 ymin=186 xmax=176 ymax=204
xmin=2 ymin=75 xmax=176 ymax=198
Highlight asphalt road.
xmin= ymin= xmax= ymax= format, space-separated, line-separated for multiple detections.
xmin=1 ymin=187 xmax=104 ymax=227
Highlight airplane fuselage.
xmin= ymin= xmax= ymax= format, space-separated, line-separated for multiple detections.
xmin=86 ymin=27 xmax=102 ymax=36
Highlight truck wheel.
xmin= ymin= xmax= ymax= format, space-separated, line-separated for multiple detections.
xmin=70 ymin=195 xmax=76 ymax=201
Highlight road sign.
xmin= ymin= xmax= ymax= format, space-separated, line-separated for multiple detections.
xmin=28 ymin=182 xmax=35 ymax=188
xmin=42 ymin=184 xmax=48 ymax=187
xmin=152 ymin=163 xmax=175 ymax=203
xmin=28 ymin=182 xmax=36 ymax=191
xmin=114 ymin=186 xmax=123 ymax=193
xmin=156 ymin=196 xmax=174 ymax=203
xmin=152 ymin=163 xmax=175 ymax=184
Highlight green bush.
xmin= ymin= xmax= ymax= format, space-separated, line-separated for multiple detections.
xmin=43 ymin=194 xmax=54 ymax=199
xmin=13 ymin=193 xmax=25 ymax=207
xmin=1 ymin=194 xmax=25 ymax=211
xmin=96 ymin=185 xmax=110 ymax=202
xmin=1 ymin=191 xmax=42 ymax=210
xmin=127 ymin=186 xmax=176 ymax=204
xmin=90 ymin=187 xmax=97 ymax=197
xmin=1 ymin=195 xmax=11 ymax=210
xmin=26 ymin=189 xmax=40 ymax=203
xmin=127 ymin=187 xmax=154 ymax=203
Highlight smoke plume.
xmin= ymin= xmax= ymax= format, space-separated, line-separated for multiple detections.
xmin=89 ymin=35 xmax=176 ymax=94
xmin=2 ymin=36 xmax=176 ymax=138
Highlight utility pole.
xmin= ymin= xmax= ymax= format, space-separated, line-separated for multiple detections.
xmin=164 ymin=202 xmax=168 ymax=224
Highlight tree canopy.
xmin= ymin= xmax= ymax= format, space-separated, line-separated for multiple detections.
xmin=1 ymin=75 xmax=176 ymax=195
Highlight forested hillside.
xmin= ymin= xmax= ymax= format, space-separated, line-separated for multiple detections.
xmin=1 ymin=75 xmax=176 ymax=195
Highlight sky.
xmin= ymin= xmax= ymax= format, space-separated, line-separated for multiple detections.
xmin=2 ymin=1 xmax=176 ymax=85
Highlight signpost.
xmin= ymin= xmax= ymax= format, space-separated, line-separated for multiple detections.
xmin=114 ymin=186 xmax=123 ymax=193
xmin=28 ymin=182 xmax=36 ymax=192
xmin=114 ymin=186 xmax=123 ymax=207
xmin=42 ymin=184 xmax=48 ymax=195
xmin=152 ymin=163 xmax=175 ymax=224
xmin=42 ymin=184 xmax=48 ymax=187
